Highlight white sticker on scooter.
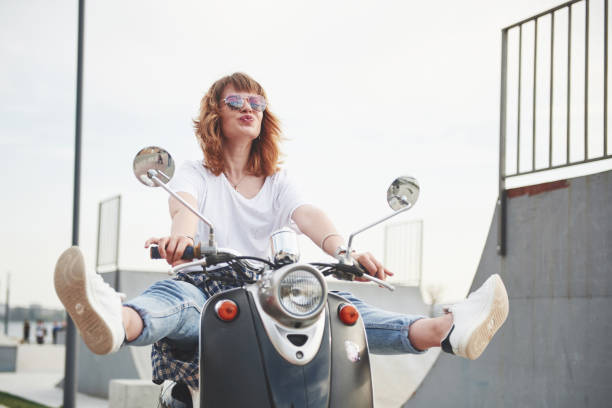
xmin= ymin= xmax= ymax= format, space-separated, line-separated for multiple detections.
xmin=344 ymin=341 xmax=361 ymax=362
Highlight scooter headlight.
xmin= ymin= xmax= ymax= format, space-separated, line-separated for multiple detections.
xmin=278 ymin=270 xmax=324 ymax=317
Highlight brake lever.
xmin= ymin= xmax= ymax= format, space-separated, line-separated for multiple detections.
xmin=358 ymin=273 xmax=395 ymax=291
xmin=354 ymin=262 xmax=395 ymax=291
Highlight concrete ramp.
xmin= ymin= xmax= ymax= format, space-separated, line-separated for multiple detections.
xmin=407 ymin=170 xmax=612 ymax=407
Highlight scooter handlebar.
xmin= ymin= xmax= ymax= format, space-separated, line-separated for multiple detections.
xmin=150 ymin=245 xmax=195 ymax=260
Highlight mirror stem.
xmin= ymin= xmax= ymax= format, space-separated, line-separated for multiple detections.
xmin=148 ymin=170 xmax=216 ymax=248
xmin=157 ymin=170 xmax=172 ymax=183
xmin=345 ymin=202 xmax=412 ymax=260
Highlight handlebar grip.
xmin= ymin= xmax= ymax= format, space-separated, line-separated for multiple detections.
xmin=150 ymin=245 xmax=195 ymax=260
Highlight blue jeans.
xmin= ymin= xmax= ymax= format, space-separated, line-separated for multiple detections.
xmin=124 ymin=279 xmax=425 ymax=355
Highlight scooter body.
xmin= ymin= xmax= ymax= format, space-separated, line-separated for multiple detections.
xmin=200 ymin=288 xmax=373 ymax=408
xmin=132 ymin=146 xmax=420 ymax=408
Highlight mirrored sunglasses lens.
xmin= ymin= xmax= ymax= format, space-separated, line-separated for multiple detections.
xmin=248 ymin=96 xmax=266 ymax=111
xmin=225 ymin=96 xmax=243 ymax=109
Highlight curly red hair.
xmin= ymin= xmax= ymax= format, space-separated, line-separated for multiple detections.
xmin=193 ymin=73 xmax=283 ymax=177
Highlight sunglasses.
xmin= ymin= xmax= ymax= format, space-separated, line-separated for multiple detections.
xmin=223 ymin=94 xmax=267 ymax=112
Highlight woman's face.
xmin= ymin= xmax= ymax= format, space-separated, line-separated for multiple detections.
xmin=219 ymin=85 xmax=264 ymax=143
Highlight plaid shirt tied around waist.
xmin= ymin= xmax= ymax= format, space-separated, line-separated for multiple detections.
xmin=151 ymin=264 xmax=256 ymax=390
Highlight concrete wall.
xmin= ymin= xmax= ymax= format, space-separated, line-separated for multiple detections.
xmin=0 ymin=338 xmax=64 ymax=374
xmin=0 ymin=343 xmax=17 ymax=372
xmin=109 ymin=379 xmax=160 ymax=408
xmin=16 ymin=344 xmax=64 ymax=373
xmin=407 ymin=170 xmax=612 ymax=407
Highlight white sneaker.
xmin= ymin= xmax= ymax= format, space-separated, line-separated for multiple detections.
xmin=54 ymin=246 xmax=125 ymax=355
xmin=158 ymin=381 xmax=199 ymax=408
xmin=159 ymin=381 xmax=192 ymax=408
xmin=441 ymin=274 xmax=509 ymax=360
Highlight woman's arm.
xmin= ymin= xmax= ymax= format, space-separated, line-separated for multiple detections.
xmin=291 ymin=204 xmax=393 ymax=281
xmin=144 ymin=192 xmax=199 ymax=266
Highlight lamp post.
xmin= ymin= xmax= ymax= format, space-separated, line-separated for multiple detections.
xmin=63 ymin=0 xmax=85 ymax=407
xmin=3 ymin=273 xmax=9 ymax=336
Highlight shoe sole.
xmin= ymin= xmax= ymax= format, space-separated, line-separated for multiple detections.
xmin=463 ymin=274 xmax=509 ymax=360
xmin=54 ymin=246 xmax=116 ymax=355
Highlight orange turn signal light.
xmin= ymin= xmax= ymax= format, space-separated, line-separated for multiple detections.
xmin=215 ymin=299 xmax=238 ymax=322
xmin=338 ymin=303 xmax=359 ymax=325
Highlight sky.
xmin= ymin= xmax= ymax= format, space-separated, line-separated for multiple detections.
xmin=1 ymin=0 xmax=610 ymax=308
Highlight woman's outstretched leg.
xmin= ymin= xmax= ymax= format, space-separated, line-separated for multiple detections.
xmin=338 ymin=273 xmax=508 ymax=359
xmin=123 ymin=279 xmax=206 ymax=348
xmin=54 ymin=246 xmax=127 ymax=354
xmin=123 ymin=307 xmax=143 ymax=342
xmin=401 ymin=274 xmax=509 ymax=359
xmin=54 ymin=246 xmax=206 ymax=354
xmin=408 ymin=313 xmax=453 ymax=351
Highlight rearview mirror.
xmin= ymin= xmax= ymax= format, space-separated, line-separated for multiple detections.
xmin=133 ymin=146 xmax=175 ymax=187
xmin=387 ymin=176 xmax=419 ymax=211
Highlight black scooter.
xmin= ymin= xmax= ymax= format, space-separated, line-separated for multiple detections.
xmin=133 ymin=146 xmax=420 ymax=408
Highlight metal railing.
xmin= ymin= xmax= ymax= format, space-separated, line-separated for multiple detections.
xmin=498 ymin=0 xmax=610 ymax=255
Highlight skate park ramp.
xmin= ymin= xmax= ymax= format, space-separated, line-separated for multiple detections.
xmin=407 ymin=169 xmax=612 ymax=407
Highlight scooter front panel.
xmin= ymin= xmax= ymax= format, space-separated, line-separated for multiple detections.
xmin=200 ymin=289 xmax=373 ymax=408
xmin=200 ymin=288 xmax=272 ymax=408
xmin=247 ymin=292 xmax=332 ymax=408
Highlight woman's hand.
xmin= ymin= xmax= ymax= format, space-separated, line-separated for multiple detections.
xmin=290 ymin=205 xmax=394 ymax=282
xmin=144 ymin=235 xmax=194 ymax=267
xmin=351 ymin=252 xmax=394 ymax=282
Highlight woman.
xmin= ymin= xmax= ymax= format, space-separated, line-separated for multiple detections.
xmin=54 ymin=72 xmax=508 ymax=401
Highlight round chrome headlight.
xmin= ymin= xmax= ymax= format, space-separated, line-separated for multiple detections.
xmin=256 ymin=263 xmax=327 ymax=326
xmin=278 ymin=270 xmax=324 ymax=317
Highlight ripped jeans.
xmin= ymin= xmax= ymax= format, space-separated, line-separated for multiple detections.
xmin=124 ymin=279 xmax=426 ymax=355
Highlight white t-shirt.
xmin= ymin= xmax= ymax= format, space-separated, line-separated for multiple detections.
xmin=168 ymin=160 xmax=309 ymax=259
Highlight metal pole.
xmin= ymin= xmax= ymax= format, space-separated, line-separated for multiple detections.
xmin=584 ymin=0 xmax=589 ymax=160
xmin=549 ymin=12 xmax=555 ymax=168
xmin=3 ymin=273 xmax=9 ymax=336
xmin=95 ymin=200 xmax=102 ymax=272
xmin=64 ymin=0 xmax=85 ymax=407
xmin=498 ymin=29 xmax=509 ymax=256
xmin=567 ymin=5 xmax=572 ymax=164
xmin=517 ymin=25 xmax=523 ymax=174
xmin=605 ymin=0 xmax=609 ymax=156
xmin=533 ymin=18 xmax=539 ymax=171
xmin=116 ymin=195 xmax=122 ymax=292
